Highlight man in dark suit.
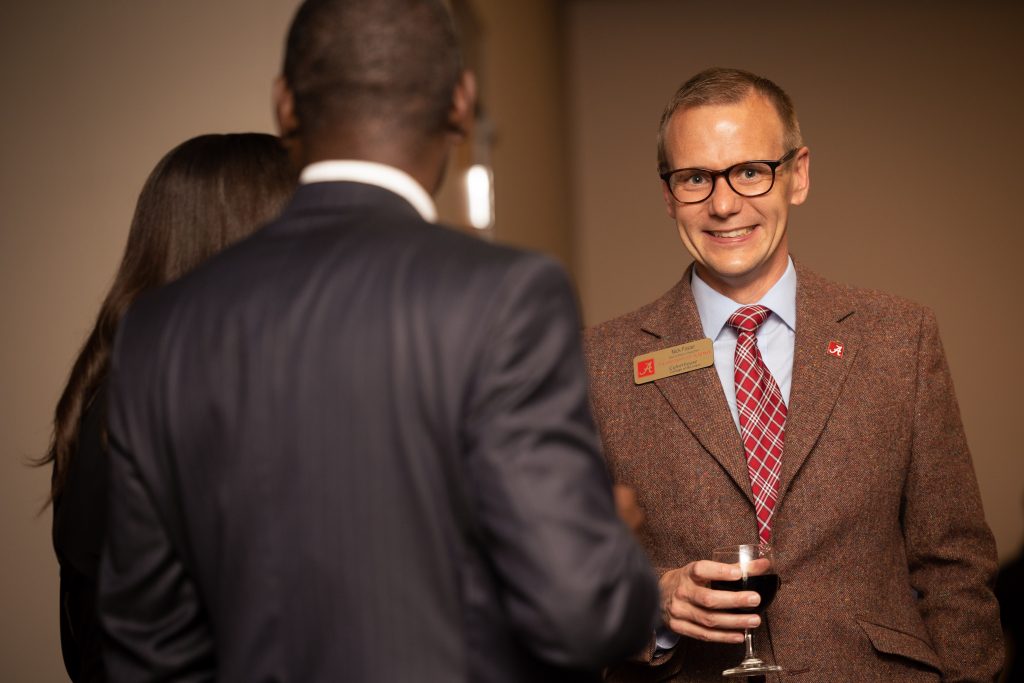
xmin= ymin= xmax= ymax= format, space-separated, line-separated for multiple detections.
xmin=97 ymin=1 xmax=658 ymax=680
xmin=584 ymin=68 xmax=1003 ymax=681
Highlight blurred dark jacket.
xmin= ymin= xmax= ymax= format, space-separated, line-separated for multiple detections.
xmin=99 ymin=180 xmax=659 ymax=682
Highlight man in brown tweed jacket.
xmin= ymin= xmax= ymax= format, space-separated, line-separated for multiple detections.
xmin=584 ymin=68 xmax=1003 ymax=682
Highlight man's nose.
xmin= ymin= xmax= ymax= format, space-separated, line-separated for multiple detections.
xmin=708 ymin=175 xmax=741 ymax=217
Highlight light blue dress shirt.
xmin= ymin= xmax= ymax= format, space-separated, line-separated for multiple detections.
xmin=654 ymin=256 xmax=797 ymax=652
xmin=691 ymin=257 xmax=797 ymax=429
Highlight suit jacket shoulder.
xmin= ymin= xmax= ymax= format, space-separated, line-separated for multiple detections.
xmin=795 ymin=265 xmax=933 ymax=333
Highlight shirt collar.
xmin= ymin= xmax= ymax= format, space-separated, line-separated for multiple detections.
xmin=299 ymin=160 xmax=438 ymax=223
xmin=691 ymin=256 xmax=797 ymax=339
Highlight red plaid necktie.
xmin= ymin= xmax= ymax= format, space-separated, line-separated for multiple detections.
xmin=728 ymin=305 xmax=786 ymax=546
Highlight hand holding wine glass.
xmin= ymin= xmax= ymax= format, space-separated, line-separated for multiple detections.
xmin=657 ymin=557 xmax=769 ymax=644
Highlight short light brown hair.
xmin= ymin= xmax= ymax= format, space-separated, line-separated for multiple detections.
xmin=656 ymin=67 xmax=803 ymax=174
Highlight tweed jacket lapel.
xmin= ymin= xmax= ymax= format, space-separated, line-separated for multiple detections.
xmin=777 ymin=264 xmax=859 ymax=504
xmin=639 ymin=267 xmax=752 ymax=505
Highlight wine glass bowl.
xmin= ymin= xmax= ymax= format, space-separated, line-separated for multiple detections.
xmin=711 ymin=544 xmax=782 ymax=678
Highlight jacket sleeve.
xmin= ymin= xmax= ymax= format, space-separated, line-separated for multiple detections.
xmin=461 ymin=254 xmax=659 ymax=670
xmin=903 ymin=308 xmax=1003 ymax=681
xmin=98 ymin=304 xmax=215 ymax=682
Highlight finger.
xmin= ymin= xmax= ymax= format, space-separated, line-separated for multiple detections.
xmin=745 ymin=557 xmax=774 ymax=575
xmin=690 ymin=584 xmax=762 ymax=612
xmin=665 ymin=616 xmax=747 ymax=644
xmin=613 ymin=484 xmax=637 ymax=507
xmin=667 ymin=596 xmax=762 ymax=629
xmin=688 ymin=559 xmax=742 ymax=582
xmin=613 ymin=485 xmax=644 ymax=532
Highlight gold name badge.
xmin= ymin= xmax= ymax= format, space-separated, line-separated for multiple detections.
xmin=633 ymin=338 xmax=714 ymax=384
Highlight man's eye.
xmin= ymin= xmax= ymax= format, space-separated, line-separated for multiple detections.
xmin=733 ymin=163 xmax=771 ymax=184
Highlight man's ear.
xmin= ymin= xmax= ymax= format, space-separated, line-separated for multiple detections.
xmin=273 ymin=76 xmax=300 ymax=141
xmin=273 ymin=76 xmax=304 ymax=168
xmin=789 ymin=146 xmax=811 ymax=206
xmin=447 ymin=69 xmax=476 ymax=139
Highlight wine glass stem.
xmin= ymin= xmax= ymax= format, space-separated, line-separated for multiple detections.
xmin=741 ymin=628 xmax=766 ymax=667
xmin=744 ymin=630 xmax=755 ymax=661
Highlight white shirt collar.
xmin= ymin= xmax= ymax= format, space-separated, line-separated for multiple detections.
xmin=299 ymin=160 xmax=437 ymax=223
xmin=691 ymin=256 xmax=797 ymax=340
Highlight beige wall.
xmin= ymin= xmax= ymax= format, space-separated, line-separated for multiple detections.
xmin=564 ymin=0 xmax=1024 ymax=561
xmin=478 ymin=0 xmax=572 ymax=267
xmin=0 ymin=1 xmax=569 ymax=679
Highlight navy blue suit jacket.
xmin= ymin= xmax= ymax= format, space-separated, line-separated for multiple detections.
xmin=100 ymin=181 xmax=658 ymax=682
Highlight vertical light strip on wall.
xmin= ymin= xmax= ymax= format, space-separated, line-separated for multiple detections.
xmin=465 ymin=163 xmax=494 ymax=230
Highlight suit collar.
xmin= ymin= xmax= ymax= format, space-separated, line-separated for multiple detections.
xmin=300 ymin=160 xmax=437 ymax=222
xmin=277 ymin=179 xmax=427 ymax=227
xmin=691 ymin=257 xmax=798 ymax=340
xmin=637 ymin=260 xmax=859 ymax=511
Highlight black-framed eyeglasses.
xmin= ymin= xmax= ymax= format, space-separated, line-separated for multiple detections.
xmin=660 ymin=148 xmax=798 ymax=204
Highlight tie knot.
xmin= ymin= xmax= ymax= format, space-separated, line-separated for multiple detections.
xmin=728 ymin=305 xmax=772 ymax=334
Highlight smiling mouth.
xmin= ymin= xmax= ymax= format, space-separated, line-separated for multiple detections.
xmin=708 ymin=226 xmax=755 ymax=238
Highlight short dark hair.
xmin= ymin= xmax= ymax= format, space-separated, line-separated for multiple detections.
xmin=283 ymin=0 xmax=462 ymax=139
xmin=656 ymin=67 xmax=803 ymax=174
xmin=40 ymin=133 xmax=295 ymax=503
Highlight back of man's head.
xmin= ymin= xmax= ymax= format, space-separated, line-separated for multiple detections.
xmin=282 ymin=0 xmax=462 ymax=143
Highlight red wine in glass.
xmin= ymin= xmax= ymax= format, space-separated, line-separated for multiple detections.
xmin=710 ymin=573 xmax=780 ymax=615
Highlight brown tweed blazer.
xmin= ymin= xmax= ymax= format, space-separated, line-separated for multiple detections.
xmin=584 ymin=263 xmax=1002 ymax=682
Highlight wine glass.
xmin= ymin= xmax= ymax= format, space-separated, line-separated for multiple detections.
xmin=710 ymin=543 xmax=782 ymax=678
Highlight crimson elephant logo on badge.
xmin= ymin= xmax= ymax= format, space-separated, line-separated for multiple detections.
xmin=827 ymin=340 xmax=844 ymax=358
xmin=637 ymin=358 xmax=655 ymax=378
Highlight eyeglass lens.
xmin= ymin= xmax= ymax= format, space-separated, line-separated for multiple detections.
xmin=668 ymin=162 xmax=775 ymax=202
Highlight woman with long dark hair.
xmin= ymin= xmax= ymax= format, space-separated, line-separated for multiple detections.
xmin=40 ymin=133 xmax=295 ymax=682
